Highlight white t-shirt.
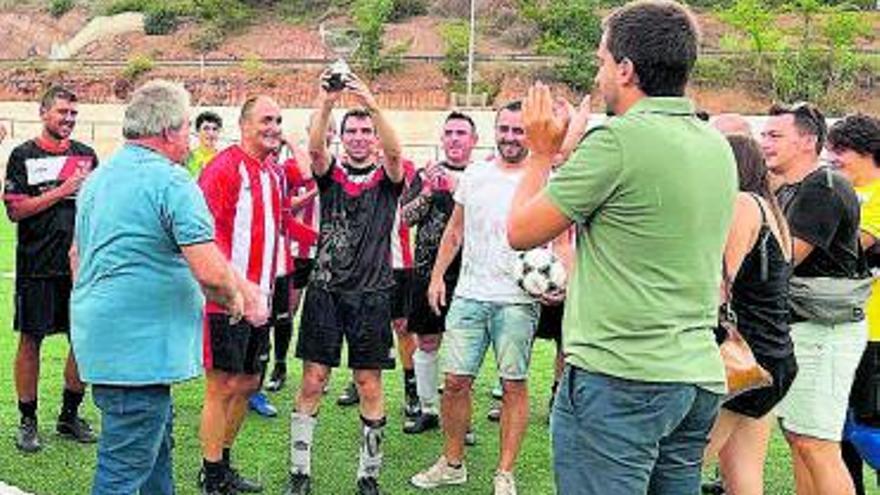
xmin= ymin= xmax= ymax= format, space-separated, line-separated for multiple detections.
xmin=453 ymin=159 xmax=531 ymax=304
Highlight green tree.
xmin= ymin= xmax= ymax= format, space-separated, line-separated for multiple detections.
xmin=353 ymin=0 xmax=402 ymax=77
xmin=525 ymin=0 xmax=603 ymax=92
xmin=440 ymin=21 xmax=469 ymax=87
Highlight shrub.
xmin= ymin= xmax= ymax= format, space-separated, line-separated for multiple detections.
xmin=190 ymin=23 xmax=225 ymax=52
xmin=144 ymin=5 xmax=181 ymax=35
xmin=440 ymin=21 xmax=469 ymax=83
xmin=526 ymin=0 xmax=603 ymax=92
xmin=49 ymin=0 xmax=75 ymax=18
xmin=122 ymin=53 xmax=155 ymax=80
xmin=353 ymin=0 xmax=401 ymax=77
xmin=390 ymin=0 xmax=428 ymax=21
xmin=194 ymin=0 xmax=252 ymax=33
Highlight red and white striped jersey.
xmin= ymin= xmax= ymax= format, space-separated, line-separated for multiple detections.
xmin=198 ymin=144 xmax=281 ymax=313
xmin=289 ymin=178 xmax=320 ymax=260
xmin=391 ymin=159 xmax=416 ymax=270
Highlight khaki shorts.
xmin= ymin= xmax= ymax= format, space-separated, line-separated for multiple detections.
xmin=777 ymin=319 xmax=867 ymax=441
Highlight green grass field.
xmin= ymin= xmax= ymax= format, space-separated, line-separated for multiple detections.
xmin=0 ymin=217 xmax=876 ymax=495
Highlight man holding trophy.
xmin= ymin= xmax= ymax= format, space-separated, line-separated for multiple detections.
xmin=284 ymin=41 xmax=405 ymax=495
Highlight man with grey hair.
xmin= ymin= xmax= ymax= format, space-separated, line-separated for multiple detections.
xmin=71 ymin=80 xmax=267 ymax=495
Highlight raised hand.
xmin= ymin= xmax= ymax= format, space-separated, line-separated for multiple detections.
xmin=523 ymin=82 xmax=570 ymax=159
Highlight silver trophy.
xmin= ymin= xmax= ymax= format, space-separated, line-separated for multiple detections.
xmin=319 ymin=23 xmax=361 ymax=92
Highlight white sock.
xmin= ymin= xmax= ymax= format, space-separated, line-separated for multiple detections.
xmin=414 ymin=349 xmax=439 ymax=414
xmin=357 ymin=416 xmax=386 ymax=479
xmin=290 ymin=412 xmax=316 ymax=476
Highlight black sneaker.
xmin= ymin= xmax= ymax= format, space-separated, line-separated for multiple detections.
xmin=356 ymin=476 xmax=381 ymax=495
xmin=57 ymin=416 xmax=97 ymax=443
xmin=228 ymin=467 xmax=263 ymax=493
xmin=464 ymin=427 xmax=476 ymax=447
xmin=404 ymin=392 xmax=420 ymax=419
xmin=701 ymin=479 xmax=725 ymax=494
xmin=16 ymin=417 xmax=41 ymax=453
xmin=265 ymin=365 xmax=287 ymax=392
xmin=284 ymin=473 xmax=311 ymax=495
xmin=487 ymin=402 xmax=501 ymax=422
xmin=403 ymin=412 xmax=439 ymax=434
xmin=337 ymin=381 xmax=359 ymax=406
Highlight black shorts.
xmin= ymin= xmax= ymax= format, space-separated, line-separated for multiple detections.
xmin=391 ymin=269 xmax=413 ymax=320
xmin=271 ymin=274 xmax=293 ymax=325
xmin=204 ymin=314 xmax=271 ymax=375
xmin=535 ymin=303 xmax=563 ymax=342
xmin=850 ymin=341 xmax=880 ymax=426
xmin=291 ymin=258 xmax=315 ymax=290
xmin=407 ymin=276 xmax=457 ymax=335
xmin=296 ymin=287 xmax=395 ymax=370
xmin=723 ymin=353 xmax=798 ymax=418
xmin=14 ymin=276 xmax=71 ymax=336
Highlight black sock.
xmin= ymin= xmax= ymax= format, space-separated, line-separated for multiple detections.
xmin=404 ymin=368 xmax=416 ymax=395
xmin=60 ymin=389 xmax=84 ymax=421
xmin=275 ymin=361 xmax=287 ymax=374
xmin=19 ymin=400 xmax=37 ymax=422
xmin=203 ymin=459 xmax=226 ymax=489
xmin=222 ymin=447 xmax=231 ymax=467
xmin=551 ymin=380 xmax=559 ymax=396
xmin=274 ymin=319 xmax=292 ymax=362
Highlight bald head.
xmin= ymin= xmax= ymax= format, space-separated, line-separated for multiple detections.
xmin=712 ymin=113 xmax=753 ymax=137
xmin=239 ymin=95 xmax=282 ymax=160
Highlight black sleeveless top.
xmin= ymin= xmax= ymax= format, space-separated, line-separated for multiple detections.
xmin=730 ymin=195 xmax=794 ymax=359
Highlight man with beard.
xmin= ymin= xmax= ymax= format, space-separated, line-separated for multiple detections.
xmin=410 ymin=101 xmax=539 ymax=495
xmin=507 ymin=1 xmax=737 ymax=493
xmin=401 ymin=111 xmax=478 ymax=435
xmin=285 ymin=74 xmax=403 ymax=495
xmin=197 ymin=95 xmax=281 ymax=495
xmin=4 ymin=86 xmax=98 ymax=453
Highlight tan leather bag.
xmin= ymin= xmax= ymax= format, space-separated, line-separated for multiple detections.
xmin=719 ymin=262 xmax=773 ymax=398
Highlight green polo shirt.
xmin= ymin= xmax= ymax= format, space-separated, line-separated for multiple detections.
xmin=546 ymin=97 xmax=736 ymax=393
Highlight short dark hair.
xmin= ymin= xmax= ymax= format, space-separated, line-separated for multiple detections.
xmin=445 ymin=111 xmax=476 ymax=134
xmin=603 ymin=0 xmax=699 ymax=97
xmin=828 ymin=113 xmax=880 ymax=166
xmin=768 ymin=101 xmax=827 ymax=155
xmin=195 ymin=111 xmax=222 ymax=130
xmin=495 ymin=100 xmax=522 ymax=124
xmin=40 ymin=85 xmax=77 ymax=113
xmin=340 ymin=108 xmax=372 ymax=134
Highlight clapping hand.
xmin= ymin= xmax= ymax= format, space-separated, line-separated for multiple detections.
xmin=523 ymin=82 xmax=570 ymax=160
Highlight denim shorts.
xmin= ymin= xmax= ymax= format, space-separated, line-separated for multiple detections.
xmin=777 ymin=319 xmax=867 ymax=441
xmin=441 ymin=297 xmax=539 ymax=380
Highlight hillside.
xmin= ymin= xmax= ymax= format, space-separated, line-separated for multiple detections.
xmin=0 ymin=3 xmax=877 ymax=113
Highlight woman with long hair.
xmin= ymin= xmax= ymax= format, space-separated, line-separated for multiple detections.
xmin=704 ymin=135 xmax=798 ymax=494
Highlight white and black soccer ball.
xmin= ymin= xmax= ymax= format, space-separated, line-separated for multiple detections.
xmin=512 ymin=247 xmax=567 ymax=299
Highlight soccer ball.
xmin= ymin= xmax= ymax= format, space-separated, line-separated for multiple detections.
xmin=512 ymin=247 xmax=567 ymax=299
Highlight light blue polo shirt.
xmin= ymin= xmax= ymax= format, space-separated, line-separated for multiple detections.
xmin=71 ymin=144 xmax=214 ymax=385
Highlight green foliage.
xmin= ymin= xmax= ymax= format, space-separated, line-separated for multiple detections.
xmin=525 ymin=0 xmax=603 ymax=92
xmin=389 ymin=0 xmax=428 ymax=21
xmin=189 ymin=23 xmax=225 ymax=52
xmin=240 ymin=53 xmax=264 ymax=79
xmin=144 ymin=4 xmax=185 ymax=35
xmin=440 ymin=21 xmax=469 ymax=84
xmin=353 ymin=0 xmax=401 ymax=77
xmin=193 ymin=0 xmax=253 ymax=33
xmin=719 ymin=0 xmax=783 ymax=53
xmin=49 ymin=0 xmax=75 ymax=17
xmin=122 ymin=53 xmax=155 ymax=80
xmin=718 ymin=0 xmax=872 ymax=106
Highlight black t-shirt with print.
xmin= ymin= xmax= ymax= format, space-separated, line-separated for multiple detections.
xmin=4 ymin=139 xmax=98 ymax=278
xmin=402 ymin=161 xmax=465 ymax=283
xmin=776 ymin=166 xmax=862 ymax=278
xmin=312 ymin=158 xmax=403 ymax=292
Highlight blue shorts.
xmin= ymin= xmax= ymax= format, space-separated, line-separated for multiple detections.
xmin=441 ymin=297 xmax=538 ymax=380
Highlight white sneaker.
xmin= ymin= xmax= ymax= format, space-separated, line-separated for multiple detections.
xmin=494 ymin=471 xmax=517 ymax=495
xmin=410 ymin=456 xmax=467 ymax=489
